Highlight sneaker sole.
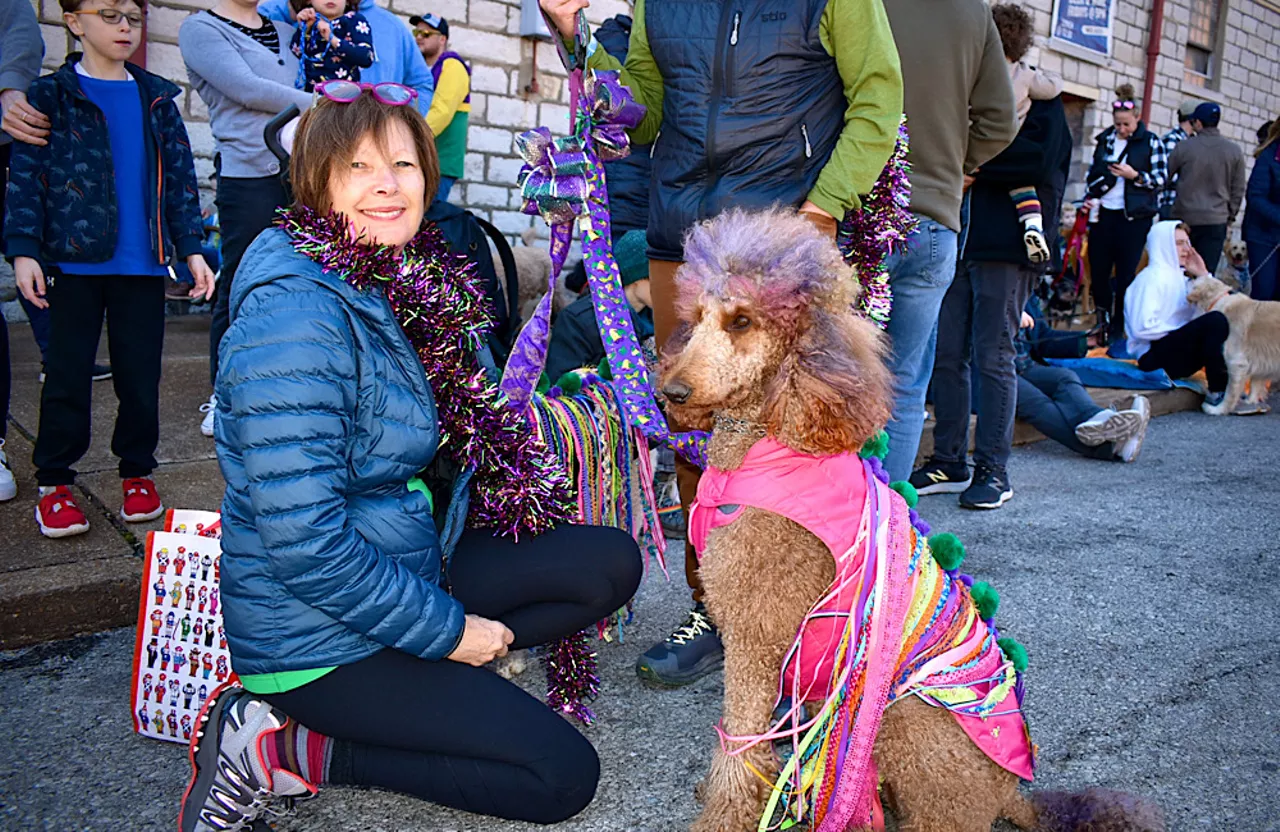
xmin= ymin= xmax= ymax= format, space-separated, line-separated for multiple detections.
xmin=35 ymin=507 xmax=90 ymax=539
xmin=635 ymin=650 xmax=724 ymax=688
xmin=0 ymin=480 xmax=15 ymax=502
xmin=960 ymin=489 xmax=1014 ymax=510
xmin=122 ymin=504 xmax=166 ymax=523
xmin=913 ymin=478 xmax=972 ymax=496
xmin=1075 ymin=409 xmax=1144 ymax=446
xmin=178 ymin=681 xmax=241 ymax=832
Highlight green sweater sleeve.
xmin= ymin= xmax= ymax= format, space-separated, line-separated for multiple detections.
xmin=809 ymin=0 xmax=905 ymax=217
xmin=584 ymin=0 xmax=663 ymax=146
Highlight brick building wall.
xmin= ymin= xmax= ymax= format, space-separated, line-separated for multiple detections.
xmin=17 ymin=0 xmax=1280 ymax=236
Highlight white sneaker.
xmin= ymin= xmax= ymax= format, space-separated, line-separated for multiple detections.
xmin=199 ymin=395 xmax=217 ymax=438
xmin=0 ymin=439 xmax=16 ymax=502
xmin=1115 ymin=395 xmax=1152 ymax=463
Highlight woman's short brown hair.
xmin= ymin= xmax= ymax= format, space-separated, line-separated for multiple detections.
xmin=992 ymin=4 xmax=1035 ymax=62
xmin=290 ymin=93 xmax=440 ymax=216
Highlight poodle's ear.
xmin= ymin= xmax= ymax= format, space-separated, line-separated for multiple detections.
xmin=761 ymin=308 xmax=892 ymax=456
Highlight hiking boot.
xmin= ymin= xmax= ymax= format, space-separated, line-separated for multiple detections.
xmin=179 ymin=685 xmax=314 ymax=832
xmin=1074 ymin=407 xmax=1142 ymax=447
xmin=636 ymin=604 xmax=723 ymax=687
xmin=908 ymin=458 xmax=972 ymax=495
xmin=1114 ymin=394 xmax=1151 ymax=463
xmin=121 ymin=477 xmax=165 ymax=523
xmin=959 ymin=466 xmax=1013 ymax=510
xmin=36 ymin=486 xmax=90 ymax=538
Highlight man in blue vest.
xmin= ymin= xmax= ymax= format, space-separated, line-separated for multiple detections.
xmin=542 ymin=0 xmax=904 ymax=688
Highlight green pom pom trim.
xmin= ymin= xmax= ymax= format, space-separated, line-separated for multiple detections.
xmin=859 ymin=430 xmax=890 ymax=460
xmin=970 ymin=581 xmax=1000 ymax=621
xmin=927 ymin=532 xmax=966 ymax=571
xmin=597 ymin=357 xmax=613 ymax=381
xmin=998 ymin=637 xmax=1028 ymax=673
xmin=536 ymin=372 xmax=551 ymax=395
xmin=556 ymin=371 xmax=583 ymax=396
xmin=889 ymin=480 xmax=918 ymax=508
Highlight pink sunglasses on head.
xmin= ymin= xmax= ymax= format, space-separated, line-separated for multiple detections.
xmin=1112 ymin=100 xmax=1136 ymax=110
xmin=315 ymin=80 xmax=418 ymax=107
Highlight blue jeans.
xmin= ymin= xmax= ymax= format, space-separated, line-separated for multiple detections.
xmin=437 ymin=176 xmax=457 ymax=203
xmin=1016 ymin=364 xmax=1112 ymax=460
xmin=881 ymin=215 xmax=958 ymax=482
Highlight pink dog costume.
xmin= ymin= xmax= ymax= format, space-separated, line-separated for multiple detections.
xmin=690 ymin=437 xmax=1034 ymax=832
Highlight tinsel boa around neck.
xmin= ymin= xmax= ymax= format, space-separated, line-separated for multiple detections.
xmin=277 ymin=206 xmax=576 ymax=539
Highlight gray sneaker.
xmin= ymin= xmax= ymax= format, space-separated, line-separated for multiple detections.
xmin=1114 ymin=395 xmax=1152 ymax=463
xmin=1074 ymin=407 xmax=1143 ymax=447
xmin=179 ymin=685 xmax=313 ymax=832
xmin=636 ymin=604 xmax=723 ymax=686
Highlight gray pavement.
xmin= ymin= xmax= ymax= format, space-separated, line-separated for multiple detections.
xmin=3 ymin=407 xmax=1279 ymax=831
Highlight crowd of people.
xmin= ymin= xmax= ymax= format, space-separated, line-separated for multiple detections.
xmin=0 ymin=0 xmax=1277 ymax=827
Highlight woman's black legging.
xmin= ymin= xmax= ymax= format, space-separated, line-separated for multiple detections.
xmin=1137 ymin=311 xmax=1229 ymax=393
xmin=1090 ymin=209 xmax=1153 ymax=339
xmin=260 ymin=524 xmax=642 ymax=824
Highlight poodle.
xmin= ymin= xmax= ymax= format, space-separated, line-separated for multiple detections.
xmin=660 ymin=208 xmax=1164 ymax=832
xmin=1187 ymin=274 xmax=1280 ymax=415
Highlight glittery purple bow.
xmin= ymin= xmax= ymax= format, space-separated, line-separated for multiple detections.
xmin=516 ymin=128 xmax=590 ymax=229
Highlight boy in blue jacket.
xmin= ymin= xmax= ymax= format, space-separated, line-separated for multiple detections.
xmin=4 ymin=0 xmax=214 ymax=539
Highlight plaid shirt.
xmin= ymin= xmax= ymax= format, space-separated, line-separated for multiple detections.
xmin=1159 ymin=127 xmax=1189 ymax=209
xmin=1097 ymin=126 xmax=1168 ymax=197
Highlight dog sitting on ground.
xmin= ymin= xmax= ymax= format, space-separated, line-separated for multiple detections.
xmin=661 ymin=208 xmax=1164 ymax=832
xmin=1187 ymin=274 xmax=1280 ymax=415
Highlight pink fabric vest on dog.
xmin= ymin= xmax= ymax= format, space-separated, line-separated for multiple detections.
xmin=689 ymin=437 xmax=1035 ymax=787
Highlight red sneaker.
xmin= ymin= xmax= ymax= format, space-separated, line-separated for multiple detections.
xmin=35 ymin=486 xmax=91 ymax=539
xmin=121 ymin=477 xmax=164 ymax=523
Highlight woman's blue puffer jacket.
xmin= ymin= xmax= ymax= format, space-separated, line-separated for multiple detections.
xmin=214 ymin=228 xmax=466 ymax=675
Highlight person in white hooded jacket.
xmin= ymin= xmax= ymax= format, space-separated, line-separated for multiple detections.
xmin=1125 ymin=220 xmax=1229 ymax=408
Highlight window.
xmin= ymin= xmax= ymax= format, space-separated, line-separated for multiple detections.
xmin=1184 ymin=0 xmax=1224 ymax=86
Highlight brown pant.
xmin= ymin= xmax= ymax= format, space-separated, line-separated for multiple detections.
xmin=648 ymin=210 xmax=836 ymax=603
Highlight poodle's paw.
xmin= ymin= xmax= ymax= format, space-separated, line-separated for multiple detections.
xmin=489 ymin=649 xmax=530 ymax=680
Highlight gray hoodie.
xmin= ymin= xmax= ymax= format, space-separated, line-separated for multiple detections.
xmin=1169 ymin=126 xmax=1246 ymax=226
xmin=0 ymin=0 xmax=45 ymax=147
xmin=179 ymin=11 xmax=312 ymax=179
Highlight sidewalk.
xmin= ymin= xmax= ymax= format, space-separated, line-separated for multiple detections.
xmin=0 ymin=316 xmax=1204 ymax=648
xmin=1 ymin=317 xmax=224 ymax=649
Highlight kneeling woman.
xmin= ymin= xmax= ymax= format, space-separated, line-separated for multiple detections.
xmin=1125 ymin=221 xmax=1229 ymax=408
xmin=180 ymin=84 xmax=641 ymax=831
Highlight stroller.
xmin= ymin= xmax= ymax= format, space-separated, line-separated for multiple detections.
xmin=1042 ymin=203 xmax=1093 ymax=329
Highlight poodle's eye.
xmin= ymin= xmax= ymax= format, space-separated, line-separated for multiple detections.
xmin=727 ymin=315 xmax=752 ymax=332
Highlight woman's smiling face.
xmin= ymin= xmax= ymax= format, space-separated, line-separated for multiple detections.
xmin=327 ymin=119 xmax=426 ymax=249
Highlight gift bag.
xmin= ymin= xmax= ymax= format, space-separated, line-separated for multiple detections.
xmin=130 ymin=524 xmax=235 ymax=744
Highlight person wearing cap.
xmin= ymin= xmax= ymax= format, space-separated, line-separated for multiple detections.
xmin=411 ymin=14 xmax=469 ymax=202
xmin=258 ymin=0 xmax=434 ymax=115
xmin=1159 ymin=101 xmax=1200 ymax=220
xmin=544 ymin=229 xmax=653 ymax=382
xmin=1169 ymin=102 xmax=1246 ymax=273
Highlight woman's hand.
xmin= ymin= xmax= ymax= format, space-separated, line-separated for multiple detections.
xmin=14 ymin=257 xmax=48 ymax=309
xmin=539 ymin=0 xmax=588 ymax=40
xmin=447 ymin=614 xmax=515 ymax=666
xmin=1184 ymin=248 xmax=1210 ymax=278
xmin=0 ymin=90 xmax=51 ymax=146
xmin=186 ymin=254 xmax=216 ymax=302
xmin=1109 ymin=162 xmax=1138 ymax=181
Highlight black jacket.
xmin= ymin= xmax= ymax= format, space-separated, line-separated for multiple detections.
xmin=1085 ymin=122 xmax=1165 ymax=220
xmin=961 ymin=97 xmax=1072 ymax=266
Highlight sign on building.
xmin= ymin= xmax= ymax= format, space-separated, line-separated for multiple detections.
xmin=1049 ymin=0 xmax=1115 ymax=60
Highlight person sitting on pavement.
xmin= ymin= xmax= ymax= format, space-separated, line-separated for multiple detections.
xmin=1016 ymin=299 xmax=1151 ymax=463
xmin=411 ymin=13 xmax=470 ymax=203
xmin=545 ymin=229 xmax=653 ymax=382
xmin=1125 ymin=220 xmax=1231 ymax=412
xmin=180 ymin=86 xmax=640 ymax=832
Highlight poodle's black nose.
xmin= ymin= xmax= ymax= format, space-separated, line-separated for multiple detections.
xmin=663 ymin=380 xmax=692 ymax=404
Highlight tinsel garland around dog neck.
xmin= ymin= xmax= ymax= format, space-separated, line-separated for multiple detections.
xmin=277 ymin=206 xmax=604 ymax=723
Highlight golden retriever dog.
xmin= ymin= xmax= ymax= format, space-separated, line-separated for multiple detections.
xmin=660 ymin=209 xmax=1162 ymax=832
xmin=1187 ymin=275 xmax=1280 ymax=415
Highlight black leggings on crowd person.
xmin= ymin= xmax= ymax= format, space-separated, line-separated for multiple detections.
xmin=1137 ymin=311 xmax=1229 ymax=393
xmin=209 ymin=173 xmax=290 ymax=387
xmin=260 ymin=524 xmax=643 ymax=825
xmin=1090 ymin=209 xmax=1153 ymax=340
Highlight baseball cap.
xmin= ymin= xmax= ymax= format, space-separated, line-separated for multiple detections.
xmin=1177 ymin=100 xmax=1200 ymax=120
xmin=1191 ymin=102 xmax=1221 ymax=127
xmin=408 ymin=13 xmax=448 ymax=38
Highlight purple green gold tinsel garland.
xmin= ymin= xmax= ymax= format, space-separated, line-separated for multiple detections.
xmin=277 ymin=206 xmax=604 ymax=723
xmin=837 ymin=118 xmax=916 ymax=329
